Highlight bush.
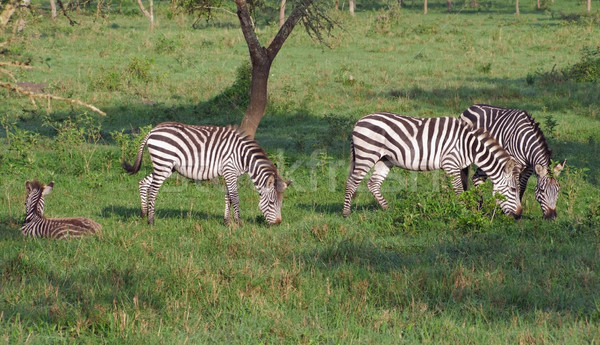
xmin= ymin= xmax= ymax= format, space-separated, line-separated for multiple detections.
xmin=566 ymin=46 xmax=600 ymax=83
xmin=534 ymin=46 xmax=600 ymax=85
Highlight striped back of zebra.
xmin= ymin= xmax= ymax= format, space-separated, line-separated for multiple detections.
xmin=460 ymin=104 xmax=564 ymax=219
xmin=122 ymin=122 xmax=291 ymax=225
xmin=343 ymin=112 xmax=522 ymax=218
xmin=21 ymin=180 xmax=101 ymax=239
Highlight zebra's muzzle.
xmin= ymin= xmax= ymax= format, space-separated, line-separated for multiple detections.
xmin=543 ymin=208 xmax=557 ymax=220
xmin=511 ymin=205 xmax=523 ymax=220
xmin=271 ymin=218 xmax=282 ymax=225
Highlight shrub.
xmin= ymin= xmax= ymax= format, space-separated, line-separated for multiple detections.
xmin=566 ymin=46 xmax=600 ymax=83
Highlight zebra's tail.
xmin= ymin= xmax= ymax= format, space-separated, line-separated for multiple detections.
xmin=122 ymin=131 xmax=151 ymax=175
xmin=348 ymin=137 xmax=356 ymax=175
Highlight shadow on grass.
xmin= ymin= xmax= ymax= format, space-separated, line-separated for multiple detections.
xmin=296 ymin=201 xmax=380 ymax=216
xmin=297 ymin=224 xmax=600 ymax=318
xmin=0 ymin=219 xmax=23 ymax=241
xmin=101 ymin=205 xmax=216 ymax=222
xmin=0 ymin=255 xmax=169 ymax=328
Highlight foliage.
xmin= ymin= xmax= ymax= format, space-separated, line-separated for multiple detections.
xmin=533 ymin=46 xmax=600 ymax=85
xmin=566 ymin=46 xmax=600 ymax=83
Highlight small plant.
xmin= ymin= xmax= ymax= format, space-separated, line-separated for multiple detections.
xmin=544 ymin=114 xmax=558 ymax=138
xmin=43 ymin=113 xmax=103 ymax=175
xmin=111 ymin=124 xmax=153 ymax=163
xmin=321 ymin=113 xmax=354 ymax=148
xmin=456 ymin=187 xmax=505 ymax=231
xmin=477 ymin=62 xmax=492 ymax=74
xmin=566 ymin=46 xmax=600 ymax=83
xmin=89 ymin=67 xmax=122 ymax=91
xmin=126 ymin=56 xmax=156 ymax=84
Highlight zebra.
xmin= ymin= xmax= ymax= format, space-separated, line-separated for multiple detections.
xmin=21 ymin=180 xmax=101 ymax=239
xmin=343 ymin=112 xmax=523 ymax=218
xmin=122 ymin=122 xmax=291 ymax=225
xmin=460 ymin=104 xmax=565 ymax=219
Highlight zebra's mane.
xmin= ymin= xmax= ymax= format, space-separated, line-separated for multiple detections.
xmin=475 ymin=105 xmax=553 ymax=161
xmin=470 ymin=127 xmax=512 ymax=161
xmin=25 ymin=180 xmax=45 ymax=218
xmin=27 ymin=179 xmax=45 ymax=192
xmin=236 ymin=130 xmax=279 ymax=176
xmin=527 ymin=115 xmax=553 ymax=160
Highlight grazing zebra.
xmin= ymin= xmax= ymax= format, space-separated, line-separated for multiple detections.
xmin=21 ymin=180 xmax=101 ymax=239
xmin=343 ymin=112 xmax=523 ymax=218
xmin=122 ymin=122 xmax=291 ymax=225
xmin=460 ymin=104 xmax=565 ymax=219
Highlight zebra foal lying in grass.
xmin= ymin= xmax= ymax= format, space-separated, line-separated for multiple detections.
xmin=123 ymin=122 xmax=291 ymax=225
xmin=21 ymin=180 xmax=101 ymax=239
xmin=460 ymin=104 xmax=565 ymax=219
xmin=343 ymin=112 xmax=523 ymax=219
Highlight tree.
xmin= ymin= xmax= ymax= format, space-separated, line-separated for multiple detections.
xmin=136 ymin=0 xmax=155 ymax=29
xmin=175 ymin=0 xmax=335 ymax=139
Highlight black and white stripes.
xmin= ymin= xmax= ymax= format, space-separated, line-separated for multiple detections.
xmin=21 ymin=180 xmax=101 ymax=239
xmin=460 ymin=104 xmax=565 ymax=219
xmin=343 ymin=112 xmax=523 ymax=218
xmin=122 ymin=122 xmax=291 ymax=225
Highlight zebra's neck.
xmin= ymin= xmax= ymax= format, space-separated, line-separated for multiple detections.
xmin=469 ymin=129 xmax=512 ymax=177
xmin=240 ymin=139 xmax=278 ymax=189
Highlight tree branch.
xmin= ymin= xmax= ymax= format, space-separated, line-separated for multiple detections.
xmin=234 ymin=0 xmax=268 ymax=65
xmin=0 ymin=81 xmax=106 ymax=116
xmin=267 ymin=0 xmax=313 ymax=61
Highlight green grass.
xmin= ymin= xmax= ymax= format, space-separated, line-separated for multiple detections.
xmin=1 ymin=0 xmax=600 ymax=343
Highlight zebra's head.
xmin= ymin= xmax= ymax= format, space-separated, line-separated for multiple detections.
xmin=493 ymin=158 xmax=523 ymax=219
xmin=24 ymin=180 xmax=53 ymax=221
xmin=259 ymin=174 xmax=292 ymax=225
xmin=535 ymin=160 xmax=565 ymax=220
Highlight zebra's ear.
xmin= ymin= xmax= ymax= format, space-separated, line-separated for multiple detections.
xmin=266 ymin=175 xmax=275 ymax=189
xmin=276 ymin=179 xmax=292 ymax=193
xmin=535 ymin=164 xmax=547 ymax=178
xmin=553 ymin=159 xmax=566 ymax=177
xmin=42 ymin=182 xmax=54 ymax=196
xmin=25 ymin=181 xmax=33 ymax=192
xmin=504 ymin=159 xmax=515 ymax=175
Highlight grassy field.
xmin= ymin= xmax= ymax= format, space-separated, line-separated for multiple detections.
xmin=1 ymin=0 xmax=600 ymax=343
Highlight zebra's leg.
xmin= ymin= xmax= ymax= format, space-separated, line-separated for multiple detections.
xmin=472 ymin=167 xmax=488 ymax=187
xmin=460 ymin=167 xmax=469 ymax=191
xmin=445 ymin=169 xmax=466 ymax=195
xmin=367 ymin=159 xmax=393 ymax=210
xmin=138 ymin=174 xmax=153 ymax=218
xmin=146 ymin=171 xmax=171 ymax=225
xmin=343 ymin=159 xmax=377 ymax=217
xmin=223 ymin=173 xmax=240 ymax=224
xmin=519 ymin=166 xmax=534 ymax=201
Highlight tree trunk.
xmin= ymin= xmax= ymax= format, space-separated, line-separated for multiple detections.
xmin=136 ymin=0 xmax=154 ymax=29
xmin=587 ymin=0 xmax=591 ymax=11
xmin=515 ymin=0 xmax=519 ymax=15
xmin=279 ymin=0 xmax=286 ymax=27
xmin=50 ymin=0 xmax=57 ymax=21
xmin=240 ymin=59 xmax=271 ymax=138
xmin=0 ymin=0 xmax=18 ymax=26
xmin=424 ymin=0 xmax=427 ymax=14
xmin=235 ymin=0 xmax=312 ymax=139
xmin=447 ymin=0 xmax=451 ymax=11
xmin=349 ymin=0 xmax=355 ymax=15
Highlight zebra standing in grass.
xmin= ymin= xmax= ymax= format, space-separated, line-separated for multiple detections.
xmin=343 ymin=112 xmax=523 ymax=218
xmin=460 ymin=104 xmax=565 ymax=219
xmin=122 ymin=122 xmax=291 ymax=225
xmin=21 ymin=180 xmax=101 ymax=239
